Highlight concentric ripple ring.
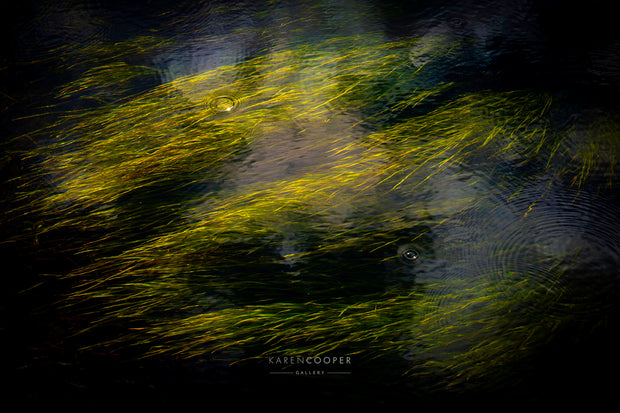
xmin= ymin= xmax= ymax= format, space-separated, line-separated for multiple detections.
xmin=209 ymin=95 xmax=238 ymax=112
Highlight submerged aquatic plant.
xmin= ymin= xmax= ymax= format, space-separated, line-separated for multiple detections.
xmin=3 ymin=28 xmax=619 ymax=394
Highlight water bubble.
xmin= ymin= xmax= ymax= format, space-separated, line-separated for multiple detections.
xmin=398 ymin=245 xmax=420 ymax=263
xmin=208 ymin=95 xmax=237 ymax=112
xmin=402 ymin=249 xmax=419 ymax=261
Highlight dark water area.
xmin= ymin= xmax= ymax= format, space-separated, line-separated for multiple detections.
xmin=2 ymin=0 xmax=620 ymax=409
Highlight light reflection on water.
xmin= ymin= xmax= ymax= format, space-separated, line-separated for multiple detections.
xmin=2 ymin=0 xmax=620 ymax=407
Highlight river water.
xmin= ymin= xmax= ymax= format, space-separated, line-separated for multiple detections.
xmin=2 ymin=0 xmax=620 ymax=408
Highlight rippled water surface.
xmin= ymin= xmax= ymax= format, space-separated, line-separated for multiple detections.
xmin=2 ymin=0 xmax=620 ymax=408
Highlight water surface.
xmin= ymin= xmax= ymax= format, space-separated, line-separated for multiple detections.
xmin=2 ymin=0 xmax=620 ymax=408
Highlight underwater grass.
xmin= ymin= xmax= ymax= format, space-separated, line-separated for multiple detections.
xmin=3 ymin=30 xmax=619 ymax=392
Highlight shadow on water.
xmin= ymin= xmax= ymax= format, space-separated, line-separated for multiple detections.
xmin=2 ymin=0 xmax=620 ymax=408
